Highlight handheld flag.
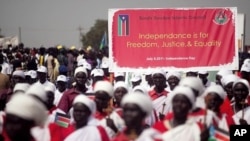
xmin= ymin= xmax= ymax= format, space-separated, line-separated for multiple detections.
xmin=54 ymin=112 xmax=71 ymax=128
xmin=99 ymin=31 xmax=108 ymax=50
xmin=209 ymin=125 xmax=230 ymax=141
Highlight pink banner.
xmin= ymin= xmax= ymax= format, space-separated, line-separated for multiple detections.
xmin=109 ymin=8 xmax=238 ymax=72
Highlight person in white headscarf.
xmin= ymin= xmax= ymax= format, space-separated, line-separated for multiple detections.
xmin=166 ymin=71 xmax=182 ymax=92
xmin=113 ymin=81 xmax=128 ymax=108
xmin=215 ymin=69 xmax=233 ymax=86
xmin=52 ymin=95 xmax=110 ymax=141
xmin=2 ymin=94 xmax=47 ymax=141
xmin=231 ymin=79 xmax=250 ymax=125
xmin=177 ymin=77 xmax=215 ymax=127
xmin=153 ymin=86 xmax=209 ymax=141
xmin=148 ymin=70 xmax=170 ymax=120
xmin=94 ymin=81 xmax=125 ymax=138
xmin=204 ymin=85 xmax=235 ymax=131
xmin=113 ymin=92 xmax=160 ymax=141
xmin=220 ymin=74 xmax=239 ymax=118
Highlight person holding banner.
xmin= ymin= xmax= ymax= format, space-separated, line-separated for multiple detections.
xmin=231 ymin=79 xmax=250 ymax=125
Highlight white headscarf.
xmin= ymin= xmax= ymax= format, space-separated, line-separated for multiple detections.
xmin=94 ymin=81 xmax=114 ymax=97
xmin=73 ymin=95 xmax=96 ymax=115
xmin=6 ymin=94 xmax=47 ymax=126
xmin=121 ymin=92 xmax=153 ymax=116
xmin=204 ymin=85 xmax=226 ymax=100
xmin=169 ymin=86 xmax=196 ymax=110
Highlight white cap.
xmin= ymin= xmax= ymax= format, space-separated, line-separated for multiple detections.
xmin=170 ymin=86 xmax=196 ymax=110
xmin=37 ymin=66 xmax=47 ymax=73
xmin=152 ymin=69 xmax=166 ymax=78
xmin=114 ymin=81 xmax=128 ymax=91
xmin=93 ymin=69 xmax=104 ymax=77
xmin=204 ymin=85 xmax=226 ymax=100
xmin=13 ymin=83 xmax=30 ymax=94
xmin=82 ymin=62 xmax=92 ymax=70
xmin=27 ymin=70 xmax=37 ymax=79
xmin=132 ymin=85 xmax=147 ymax=95
xmin=74 ymin=67 xmax=88 ymax=77
xmin=6 ymin=94 xmax=47 ymax=126
xmin=25 ymin=83 xmax=47 ymax=102
xmin=179 ymin=77 xmax=205 ymax=97
xmin=13 ymin=70 xmax=25 ymax=79
xmin=243 ymin=58 xmax=250 ymax=64
xmin=241 ymin=63 xmax=250 ymax=72
xmin=56 ymin=75 xmax=67 ymax=82
xmin=114 ymin=72 xmax=125 ymax=77
xmin=166 ymin=71 xmax=182 ymax=80
xmin=130 ymin=73 xmax=142 ymax=82
xmin=94 ymin=81 xmax=114 ymax=97
xmin=101 ymin=61 xmax=109 ymax=69
xmin=121 ymin=92 xmax=153 ymax=116
xmin=198 ymin=71 xmax=208 ymax=75
xmin=73 ymin=95 xmax=96 ymax=115
xmin=90 ymin=68 xmax=97 ymax=76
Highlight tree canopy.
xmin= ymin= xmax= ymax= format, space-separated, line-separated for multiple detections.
xmin=81 ymin=19 xmax=108 ymax=51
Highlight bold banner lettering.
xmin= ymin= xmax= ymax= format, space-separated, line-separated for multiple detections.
xmin=108 ymin=8 xmax=238 ymax=72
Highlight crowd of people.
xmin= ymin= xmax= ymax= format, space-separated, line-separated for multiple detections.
xmin=0 ymin=43 xmax=250 ymax=141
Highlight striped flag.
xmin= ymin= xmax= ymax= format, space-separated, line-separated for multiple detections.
xmin=54 ymin=112 xmax=71 ymax=128
xmin=209 ymin=126 xmax=230 ymax=141
xmin=118 ymin=15 xmax=129 ymax=36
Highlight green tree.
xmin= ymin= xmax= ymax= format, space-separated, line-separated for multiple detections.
xmin=81 ymin=19 xmax=108 ymax=51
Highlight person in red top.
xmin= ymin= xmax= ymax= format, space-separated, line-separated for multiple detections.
xmin=58 ymin=66 xmax=88 ymax=114
xmin=148 ymin=70 xmax=169 ymax=120
xmin=153 ymin=86 xmax=209 ymax=141
xmin=64 ymin=93 xmax=109 ymax=141
xmin=204 ymin=85 xmax=235 ymax=132
xmin=2 ymin=94 xmax=47 ymax=141
xmin=112 ymin=92 xmax=159 ymax=141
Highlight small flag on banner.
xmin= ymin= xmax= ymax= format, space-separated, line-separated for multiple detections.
xmin=209 ymin=125 xmax=230 ymax=141
xmin=118 ymin=14 xmax=129 ymax=36
xmin=54 ymin=112 xmax=71 ymax=128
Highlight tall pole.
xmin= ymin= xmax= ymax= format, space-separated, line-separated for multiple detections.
xmin=18 ymin=26 xmax=22 ymax=43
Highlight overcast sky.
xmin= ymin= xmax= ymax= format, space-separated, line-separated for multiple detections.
xmin=0 ymin=0 xmax=249 ymax=47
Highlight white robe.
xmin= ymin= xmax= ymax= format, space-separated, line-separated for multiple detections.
xmin=232 ymin=106 xmax=250 ymax=125
xmin=98 ymin=110 xmax=125 ymax=138
xmin=152 ymin=95 xmax=172 ymax=118
xmin=160 ymin=120 xmax=201 ymax=141
xmin=64 ymin=125 xmax=107 ymax=141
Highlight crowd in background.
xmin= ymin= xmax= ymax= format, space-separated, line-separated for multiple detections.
xmin=0 ymin=43 xmax=250 ymax=141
